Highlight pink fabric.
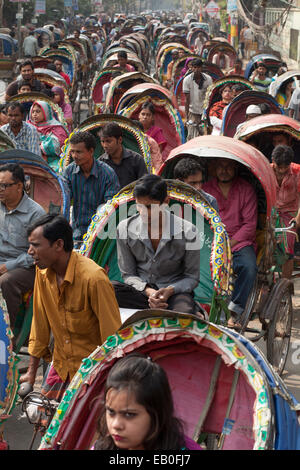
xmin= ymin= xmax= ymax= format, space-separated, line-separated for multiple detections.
xmin=271 ymin=163 xmax=299 ymax=213
xmin=147 ymin=125 xmax=167 ymax=151
xmin=113 ymin=63 xmax=135 ymax=72
xmin=203 ymin=177 xmax=257 ymax=252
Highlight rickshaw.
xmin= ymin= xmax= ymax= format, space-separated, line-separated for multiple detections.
xmin=269 ymin=71 xmax=300 ymax=111
xmin=222 ymin=90 xmax=284 ymax=138
xmin=155 ymin=42 xmax=191 ymax=84
xmin=0 ymin=148 xmax=70 ymax=355
xmin=234 ymin=114 xmax=300 ymax=164
xmin=35 ymin=307 xmax=300 ymax=450
xmin=206 ymin=43 xmax=238 ymax=71
xmin=101 ymin=52 xmax=145 ymax=73
xmin=0 ymin=33 xmax=17 ymax=80
xmin=39 ymin=48 xmax=77 ymax=93
xmin=59 ymin=114 xmax=152 ymax=174
xmin=244 ymin=54 xmax=283 ymax=80
xmin=158 ymin=135 xmax=295 ymax=375
xmin=202 ymin=77 xmax=256 ymax=135
xmin=187 ymin=28 xmax=210 ymax=51
xmin=103 ymin=72 xmax=158 ymax=114
xmin=88 ymin=67 xmax=117 ymax=114
xmin=116 ymin=83 xmax=185 ymax=160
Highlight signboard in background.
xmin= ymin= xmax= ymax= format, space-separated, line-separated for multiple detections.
xmin=227 ymin=0 xmax=237 ymax=12
xmin=64 ymin=0 xmax=73 ymax=6
xmin=205 ymin=0 xmax=220 ymax=19
xmin=35 ymin=0 xmax=46 ymax=14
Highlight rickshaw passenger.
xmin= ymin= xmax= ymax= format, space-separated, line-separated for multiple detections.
xmin=250 ymin=61 xmax=272 ymax=92
xmin=53 ymin=59 xmax=71 ymax=87
xmin=62 ymin=131 xmax=120 ymax=247
xmin=114 ymin=51 xmax=135 ymax=73
xmin=5 ymin=59 xmax=46 ymax=101
xmin=138 ymin=101 xmax=167 ymax=153
xmin=98 ymin=123 xmax=148 ymax=189
xmin=92 ymin=354 xmax=201 ymax=451
xmin=0 ymin=163 xmax=45 ymax=330
xmin=20 ymin=215 xmax=121 ymax=401
xmin=173 ymin=157 xmax=219 ymax=212
xmin=288 ymin=87 xmax=300 ymax=122
xmin=113 ymin=175 xmax=200 ymax=315
xmin=165 ymin=48 xmax=179 ymax=88
xmin=271 ymin=145 xmax=300 ymax=279
xmin=51 ymin=86 xmax=73 ymax=132
xmin=1 ymin=102 xmax=41 ymax=156
xmin=235 ymin=105 xmax=262 ymax=133
xmin=183 ymin=58 xmax=213 ymax=140
xmin=209 ymin=84 xmax=234 ymax=135
xmin=203 ymin=159 xmax=258 ymax=328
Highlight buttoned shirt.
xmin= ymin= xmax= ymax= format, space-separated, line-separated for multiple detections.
xmin=1 ymin=122 xmax=42 ymax=156
xmin=182 ymin=72 xmax=213 ymax=115
xmin=116 ymin=210 xmax=200 ymax=293
xmin=63 ymin=159 xmax=120 ymax=241
xmin=99 ymin=147 xmax=148 ymax=189
xmin=203 ymin=177 xmax=257 ymax=253
xmin=28 ymin=251 xmax=121 ymax=381
xmin=0 ymin=192 xmax=45 ymax=270
xmin=271 ymin=163 xmax=300 ymax=214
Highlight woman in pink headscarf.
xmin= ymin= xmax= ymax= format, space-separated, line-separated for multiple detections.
xmin=138 ymin=101 xmax=167 ymax=153
xmin=51 ymin=85 xmax=73 ymax=132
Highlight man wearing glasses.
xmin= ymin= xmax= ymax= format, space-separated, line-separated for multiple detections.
xmin=0 ymin=163 xmax=45 ymax=331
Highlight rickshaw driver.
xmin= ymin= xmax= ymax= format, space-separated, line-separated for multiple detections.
xmin=113 ymin=174 xmax=201 ymax=315
xmin=203 ymin=159 xmax=258 ymax=328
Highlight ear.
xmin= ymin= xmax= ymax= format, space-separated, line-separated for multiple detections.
xmin=55 ymin=238 xmax=65 ymax=251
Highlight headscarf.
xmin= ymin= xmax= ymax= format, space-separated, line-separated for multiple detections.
xmin=51 ymin=86 xmax=68 ymax=114
xmin=28 ymin=100 xmax=66 ymax=131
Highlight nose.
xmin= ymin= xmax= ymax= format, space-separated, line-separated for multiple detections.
xmin=28 ymin=245 xmax=34 ymax=256
xmin=111 ymin=414 xmax=125 ymax=431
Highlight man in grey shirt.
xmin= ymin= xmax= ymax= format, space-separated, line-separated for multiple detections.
xmin=113 ymin=174 xmax=200 ymax=314
xmin=0 ymin=163 xmax=45 ymax=328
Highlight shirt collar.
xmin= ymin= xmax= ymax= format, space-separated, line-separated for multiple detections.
xmin=102 ymin=146 xmax=129 ymax=161
xmin=74 ymin=159 xmax=98 ymax=177
xmin=42 ymin=250 xmax=77 ymax=285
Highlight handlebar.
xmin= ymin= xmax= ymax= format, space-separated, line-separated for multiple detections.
xmin=274 ymin=220 xmax=296 ymax=233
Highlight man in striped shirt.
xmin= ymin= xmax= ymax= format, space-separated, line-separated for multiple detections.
xmin=63 ymin=131 xmax=120 ymax=246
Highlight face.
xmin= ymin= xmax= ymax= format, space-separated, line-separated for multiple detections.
xmin=182 ymin=171 xmax=204 ymax=191
xmin=105 ymin=388 xmax=152 ymax=450
xmin=0 ymin=111 xmax=8 ymax=125
xmin=19 ymin=85 xmax=32 ymax=94
xmin=54 ymin=61 xmax=63 ymax=72
xmin=100 ymin=135 xmax=122 ymax=156
xmin=272 ymin=134 xmax=289 ymax=147
xmin=139 ymin=108 xmax=154 ymax=129
xmin=193 ymin=65 xmax=202 ymax=78
xmin=70 ymin=142 xmax=94 ymax=167
xmin=7 ymin=107 xmax=23 ymax=128
xmin=31 ymin=104 xmax=44 ymax=124
xmin=28 ymin=226 xmax=62 ymax=270
xmin=20 ymin=65 xmax=34 ymax=81
xmin=53 ymin=92 xmax=62 ymax=104
xmin=135 ymin=195 xmax=167 ymax=227
xmin=0 ymin=170 xmax=23 ymax=206
xmin=117 ymin=56 xmax=127 ymax=67
xmin=215 ymin=159 xmax=236 ymax=183
xmin=257 ymin=65 xmax=267 ymax=76
xmin=221 ymin=86 xmax=233 ymax=103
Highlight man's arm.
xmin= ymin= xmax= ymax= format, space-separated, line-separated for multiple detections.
xmin=184 ymin=93 xmax=190 ymax=120
xmin=230 ymin=184 xmax=257 ymax=245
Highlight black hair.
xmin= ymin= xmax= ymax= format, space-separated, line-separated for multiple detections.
xmin=192 ymin=58 xmax=203 ymax=68
xmin=69 ymin=131 xmax=97 ymax=150
xmin=232 ymin=84 xmax=246 ymax=93
xmin=94 ymin=353 xmax=185 ymax=450
xmin=0 ymin=163 xmax=25 ymax=185
xmin=47 ymin=63 xmax=58 ymax=72
xmin=17 ymin=79 xmax=33 ymax=91
xmin=27 ymin=214 xmax=74 ymax=252
xmin=271 ymin=144 xmax=294 ymax=166
xmin=99 ymin=122 xmax=123 ymax=139
xmin=5 ymin=101 xmax=24 ymax=114
xmin=0 ymin=103 xmax=7 ymax=114
xmin=141 ymin=100 xmax=155 ymax=115
xmin=173 ymin=157 xmax=205 ymax=180
xmin=117 ymin=50 xmax=128 ymax=59
xmin=133 ymin=174 xmax=167 ymax=204
xmin=20 ymin=59 xmax=34 ymax=70
xmin=259 ymin=103 xmax=271 ymax=114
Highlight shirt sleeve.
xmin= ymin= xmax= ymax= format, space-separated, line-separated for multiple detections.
xmin=30 ymin=127 xmax=42 ymax=156
xmin=182 ymin=75 xmax=190 ymax=94
xmin=231 ymin=185 xmax=257 ymax=245
xmin=103 ymin=167 xmax=120 ymax=202
xmin=88 ymin=272 xmax=122 ymax=344
xmin=135 ymin=155 xmax=149 ymax=180
xmin=28 ymin=272 xmax=52 ymax=361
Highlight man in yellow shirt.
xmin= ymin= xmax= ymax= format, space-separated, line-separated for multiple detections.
xmin=20 ymin=214 xmax=121 ymax=400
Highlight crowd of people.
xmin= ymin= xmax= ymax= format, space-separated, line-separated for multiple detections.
xmin=1 ymin=9 xmax=300 ymax=451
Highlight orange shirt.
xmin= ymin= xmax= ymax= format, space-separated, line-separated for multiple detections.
xmin=28 ymin=251 xmax=121 ymax=381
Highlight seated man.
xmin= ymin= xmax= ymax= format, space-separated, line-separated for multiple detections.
xmin=0 ymin=163 xmax=45 ymax=329
xmin=5 ymin=59 xmax=46 ymax=101
xmin=203 ymin=159 xmax=258 ymax=328
xmin=62 ymin=131 xmax=120 ymax=246
xmin=173 ymin=157 xmax=219 ymax=212
xmin=113 ymin=174 xmax=200 ymax=314
xmin=98 ymin=123 xmax=148 ymax=189
xmin=271 ymin=145 xmax=300 ymax=279
xmin=114 ymin=51 xmax=135 ymax=72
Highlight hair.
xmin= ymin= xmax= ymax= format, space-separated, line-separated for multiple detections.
xmin=173 ymin=157 xmax=205 ymax=181
xmin=117 ymin=50 xmax=128 ymax=59
xmin=20 ymin=59 xmax=34 ymax=70
xmin=93 ymin=353 xmax=185 ymax=450
xmin=0 ymin=163 xmax=25 ymax=186
xmin=99 ymin=122 xmax=123 ymax=139
xmin=232 ymin=84 xmax=245 ymax=93
xmin=47 ymin=63 xmax=57 ymax=72
xmin=18 ymin=79 xmax=33 ymax=91
xmin=133 ymin=174 xmax=167 ymax=204
xmin=5 ymin=101 xmax=24 ymax=114
xmin=272 ymin=144 xmax=294 ymax=166
xmin=141 ymin=100 xmax=155 ymax=115
xmin=192 ymin=58 xmax=203 ymax=68
xmin=27 ymin=214 xmax=74 ymax=252
xmin=69 ymin=131 xmax=97 ymax=150
xmin=0 ymin=103 xmax=7 ymax=114
xmin=259 ymin=103 xmax=271 ymax=114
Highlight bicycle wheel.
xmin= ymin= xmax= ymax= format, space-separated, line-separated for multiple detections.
xmin=266 ymin=280 xmax=293 ymax=376
xmin=239 ymin=275 xmax=258 ymax=332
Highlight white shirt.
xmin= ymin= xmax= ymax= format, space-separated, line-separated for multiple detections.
xmin=183 ymin=72 xmax=213 ymax=115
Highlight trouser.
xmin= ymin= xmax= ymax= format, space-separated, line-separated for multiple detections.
xmin=0 ymin=266 xmax=36 ymax=328
xmin=228 ymin=246 xmax=257 ymax=317
xmin=112 ymin=281 xmax=197 ymax=315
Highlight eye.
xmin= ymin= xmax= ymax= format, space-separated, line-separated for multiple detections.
xmin=124 ymin=412 xmax=137 ymax=419
xmin=106 ymin=407 xmax=115 ymax=416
